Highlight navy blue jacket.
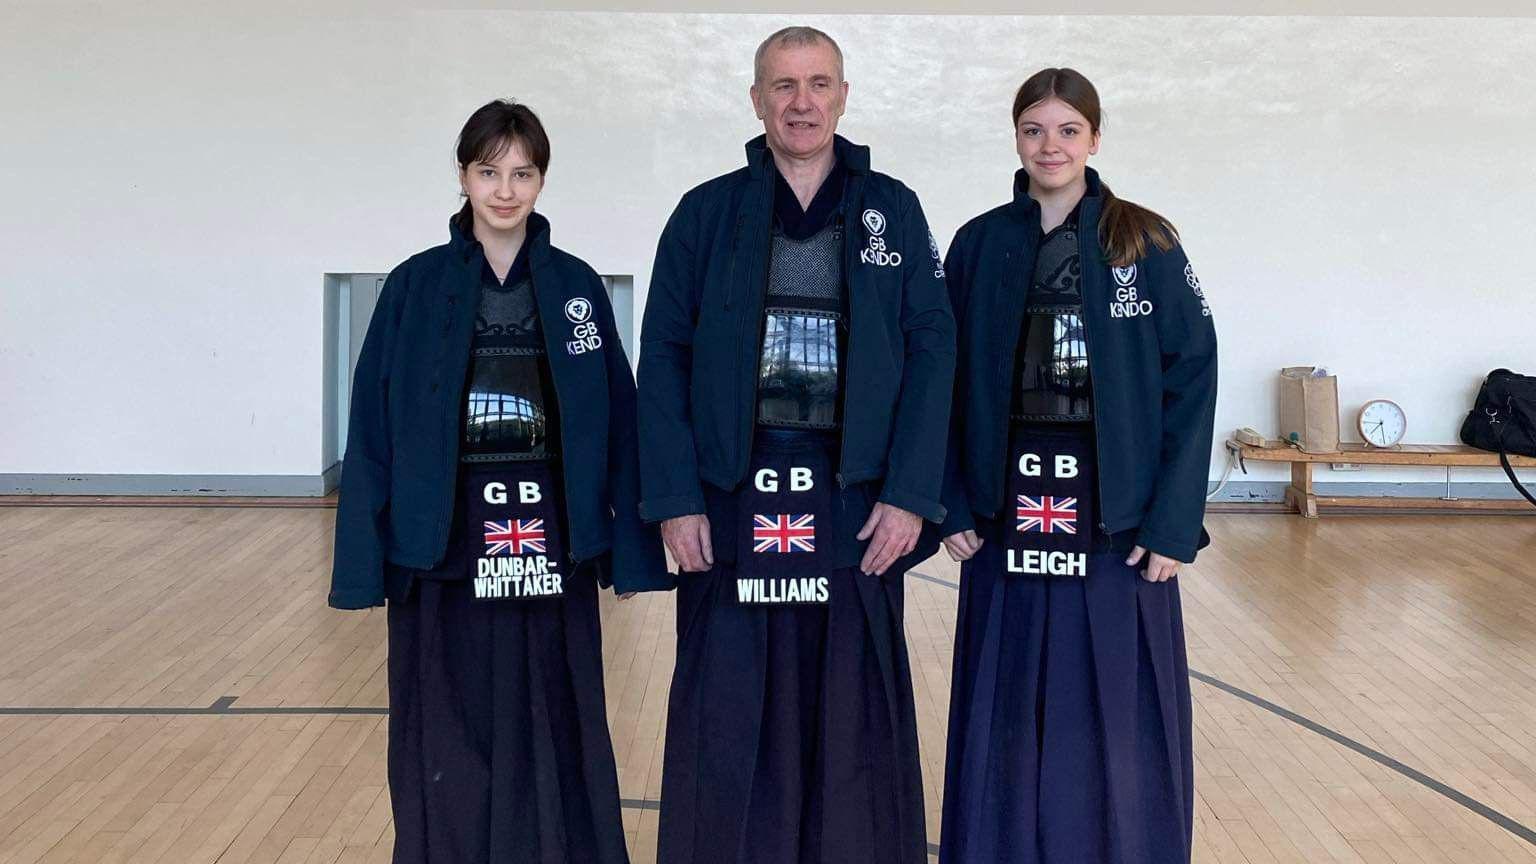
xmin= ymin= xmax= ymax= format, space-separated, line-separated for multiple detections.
xmin=941 ymin=168 xmax=1218 ymax=563
xmin=328 ymin=212 xmax=668 ymax=609
xmin=637 ymin=135 xmax=956 ymax=525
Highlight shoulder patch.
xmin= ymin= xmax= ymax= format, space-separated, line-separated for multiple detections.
xmin=1185 ymin=262 xmax=1211 ymax=317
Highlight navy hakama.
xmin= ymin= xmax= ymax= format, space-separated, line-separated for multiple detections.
xmin=658 ymin=564 xmax=926 ymax=864
xmin=657 ymin=431 xmax=928 ymax=864
xmin=939 ymin=452 xmax=1194 ymax=864
xmin=387 ymin=553 xmax=631 ymax=864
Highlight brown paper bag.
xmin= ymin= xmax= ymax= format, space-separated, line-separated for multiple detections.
xmin=1278 ymin=366 xmax=1340 ymax=453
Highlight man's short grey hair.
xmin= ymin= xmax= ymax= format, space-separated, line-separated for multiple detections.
xmin=753 ymin=26 xmax=845 ymax=86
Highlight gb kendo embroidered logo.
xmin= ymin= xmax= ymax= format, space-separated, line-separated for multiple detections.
xmin=1108 ymin=263 xmax=1153 ymax=319
xmin=563 ymin=296 xmax=602 ymax=355
xmin=859 ymin=208 xmax=901 ymax=268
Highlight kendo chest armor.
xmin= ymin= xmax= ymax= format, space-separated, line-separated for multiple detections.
xmin=462 ymin=276 xmax=559 ymax=461
xmin=756 ymin=221 xmax=847 ymax=429
xmin=1013 ymin=220 xmax=1093 ymax=422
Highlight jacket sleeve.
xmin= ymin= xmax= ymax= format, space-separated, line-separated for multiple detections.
xmin=328 ymin=265 xmax=409 ymax=610
xmin=1135 ymin=244 xmax=1218 ymax=563
xmin=636 ymin=198 xmax=708 ymax=523
xmin=937 ymin=228 xmax=975 ymax=537
xmin=877 ymin=191 xmax=957 ymax=523
xmin=594 ymin=271 xmax=673 ymax=593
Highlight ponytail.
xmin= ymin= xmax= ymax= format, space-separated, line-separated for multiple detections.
xmin=1099 ymin=183 xmax=1179 ymax=268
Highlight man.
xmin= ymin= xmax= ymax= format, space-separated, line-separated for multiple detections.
xmin=637 ymin=26 xmax=954 ymax=864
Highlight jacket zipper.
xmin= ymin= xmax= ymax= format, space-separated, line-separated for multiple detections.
xmin=740 ymin=181 xmax=774 ymax=485
xmin=723 ymin=214 xmax=745 ymax=311
xmin=995 ymin=248 xmax=1027 ymax=516
xmin=835 ymin=214 xmax=855 ymax=489
xmin=528 ymin=263 xmax=582 ymax=566
xmin=1075 ymin=213 xmax=1110 ymax=533
xmin=435 ymin=274 xmax=479 ymax=567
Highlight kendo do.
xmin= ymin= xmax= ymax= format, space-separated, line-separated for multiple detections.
xmin=636 ymin=26 xmax=956 ymax=864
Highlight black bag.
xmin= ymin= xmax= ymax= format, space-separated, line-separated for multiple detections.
xmin=1459 ymin=368 xmax=1536 ymax=507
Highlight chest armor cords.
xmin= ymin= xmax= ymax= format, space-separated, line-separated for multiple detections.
xmin=756 ymin=221 xmax=847 ymax=430
xmin=460 ymin=275 xmax=566 ymax=600
xmin=1004 ymin=223 xmax=1095 ymax=577
xmin=734 ymin=221 xmax=845 ymax=605
xmin=1013 ymin=222 xmax=1093 ymax=423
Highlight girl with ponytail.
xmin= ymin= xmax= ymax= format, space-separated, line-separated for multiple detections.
xmin=937 ymin=68 xmax=1218 ymax=863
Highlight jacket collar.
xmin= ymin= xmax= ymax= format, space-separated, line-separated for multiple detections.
xmin=1009 ymin=165 xmax=1104 ymax=222
xmin=448 ymin=209 xmax=554 ymax=269
xmin=746 ymin=133 xmax=870 ymax=179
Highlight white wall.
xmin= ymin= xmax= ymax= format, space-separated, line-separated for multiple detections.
xmin=2 ymin=8 xmax=1533 ymax=488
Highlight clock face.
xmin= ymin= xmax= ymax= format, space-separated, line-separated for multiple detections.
xmin=1359 ymin=399 xmax=1406 ymax=447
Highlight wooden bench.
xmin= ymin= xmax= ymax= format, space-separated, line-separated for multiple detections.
xmin=1229 ymin=441 xmax=1536 ymax=517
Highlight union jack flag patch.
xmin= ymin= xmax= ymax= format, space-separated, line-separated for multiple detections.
xmin=484 ymin=519 xmax=547 ymax=555
xmin=1016 ymin=496 xmax=1077 ymax=535
xmin=752 ymin=514 xmax=816 ymax=553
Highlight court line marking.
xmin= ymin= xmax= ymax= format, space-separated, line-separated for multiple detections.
xmin=4 ymin=570 xmax=1531 ymax=853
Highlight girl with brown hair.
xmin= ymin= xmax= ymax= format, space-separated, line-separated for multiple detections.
xmin=330 ymin=99 xmax=666 ymax=863
xmin=937 ymin=68 xmax=1218 ymax=864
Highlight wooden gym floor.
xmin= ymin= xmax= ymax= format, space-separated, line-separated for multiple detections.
xmin=1 ymin=506 xmax=1535 ymax=863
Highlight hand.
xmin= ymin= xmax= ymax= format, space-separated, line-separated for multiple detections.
xmin=661 ymin=514 xmax=713 ymax=573
xmin=942 ymin=530 xmax=983 ymax=562
xmin=856 ymin=503 xmax=922 ymax=576
xmin=1126 ymin=546 xmax=1180 ymax=582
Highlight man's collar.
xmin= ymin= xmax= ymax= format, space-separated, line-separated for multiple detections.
xmin=746 ymin=133 xmax=870 ymax=178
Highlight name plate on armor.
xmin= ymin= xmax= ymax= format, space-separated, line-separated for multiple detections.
xmin=461 ymin=461 xmax=566 ymax=601
xmin=734 ymin=435 xmax=835 ymax=604
xmin=1003 ymin=426 xmax=1094 ymax=577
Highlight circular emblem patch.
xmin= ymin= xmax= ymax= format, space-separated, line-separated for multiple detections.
xmin=564 ymin=297 xmax=592 ymax=323
xmin=862 ymin=208 xmax=886 ymax=237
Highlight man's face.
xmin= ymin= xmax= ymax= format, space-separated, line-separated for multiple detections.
xmin=750 ymin=40 xmax=847 ymax=161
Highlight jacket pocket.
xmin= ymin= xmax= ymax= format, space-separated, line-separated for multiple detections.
xmin=722 ymin=213 xmax=746 ymax=311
